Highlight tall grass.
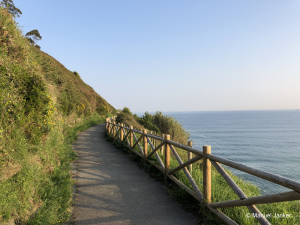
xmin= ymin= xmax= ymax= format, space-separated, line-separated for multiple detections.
xmin=0 ymin=112 xmax=106 ymax=224
xmin=167 ymin=149 xmax=300 ymax=224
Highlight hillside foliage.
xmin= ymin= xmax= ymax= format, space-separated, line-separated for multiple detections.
xmin=0 ymin=8 xmax=115 ymax=224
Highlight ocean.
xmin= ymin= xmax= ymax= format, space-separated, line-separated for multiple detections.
xmin=137 ymin=110 xmax=300 ymax=195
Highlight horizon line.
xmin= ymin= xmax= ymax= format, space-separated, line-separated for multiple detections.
xmin=132 ymin=108 xmax=299 ymax=114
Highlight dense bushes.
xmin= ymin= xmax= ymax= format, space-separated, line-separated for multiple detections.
xmin=136 ymin=112 xmax=157 ymax=132
xmin=115 ymin=108 xmax=189 ymax=144
xmin=151 ymin=111 xmax=189 ymax=144
xmin=122 ymin=107 xmax=132 ymax=114
xmin=116 ymin=107 xmax=145 ymax=130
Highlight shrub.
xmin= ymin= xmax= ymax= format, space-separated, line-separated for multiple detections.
xmin=140 ymin=112 xmax=159 ymax=133
xmin=97 ymin=105 xmax=110 ymax=115
xmin=152 ymin=111 xmax=190 ymax=144
xmin=116 ymin=112 xmax=145 ymax=130
xmin=122 ymin=107 xmax=132 ymax=115
xmin=73 ymin=71 xmax=80 ymax=78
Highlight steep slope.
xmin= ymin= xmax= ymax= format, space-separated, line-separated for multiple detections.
xmin=0 ymin=8 xmax=115 ymax=224
xmin=35 ymin=50 xmax=115 ymax=117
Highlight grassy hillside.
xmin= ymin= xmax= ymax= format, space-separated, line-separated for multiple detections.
xmin=0 ymin=8 xmax=115 ymax=224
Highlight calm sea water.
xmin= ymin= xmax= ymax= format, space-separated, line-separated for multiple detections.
xmin=138 ymin=110 xmax=300 ymax=194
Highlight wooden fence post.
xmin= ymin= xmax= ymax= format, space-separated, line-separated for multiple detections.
xmin=154 ymin=131 xmax=156 ymax=148
xmin=113 ymin=122 xmax=116 ymax=139
xmin=203 ymin=145 xmax=211 ymax=203
xmin=108 ymin=120 xmax=111 ymax=134
xmin=161 ymin=133 xmax=165 ymax=155
xmin=117 ymin=123 xmax=119 ymax=139
xmin=164 ymin=134 xmax=170 ymax=185
xmin=120 ymin=123 xmax=123 ymax=142
xmin=130 ymin=126 xmax=133 ymax=148
xmin=143 ymin=129 xmax=147 ymax=166
xmin=188 ymin=141 xmax=193 ymax=172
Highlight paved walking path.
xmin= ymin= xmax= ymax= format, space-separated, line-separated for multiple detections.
xmin=71 ymin=123 xmax=197 ymax=225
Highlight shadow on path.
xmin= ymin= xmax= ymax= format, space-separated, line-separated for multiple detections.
xmin=72 ymin=124 xmax=196 ymax=225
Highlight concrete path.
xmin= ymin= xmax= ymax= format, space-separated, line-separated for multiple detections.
xmin=72 ymin=123 xmax=197 ymax=225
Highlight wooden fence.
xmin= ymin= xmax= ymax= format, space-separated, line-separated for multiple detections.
xmin=105 ymin=117 xmax=300 ymax=225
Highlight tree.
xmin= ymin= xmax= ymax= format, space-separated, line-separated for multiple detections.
xmin=0 ymin=0 xmax=22 ymax=17
xmin=25 ymin=29 xmax=42 ymax=47
xmin=140 ymin=111 xmax=159 ymax=132
xmin=122 ymin=107 xmax=132 ymax=115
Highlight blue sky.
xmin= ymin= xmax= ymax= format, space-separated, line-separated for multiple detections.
xmin=15 ymin=0 xmax=300 ymax=112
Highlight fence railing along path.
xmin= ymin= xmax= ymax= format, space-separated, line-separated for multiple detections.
xmin=106 ymin=116 xmax=300 ymax=225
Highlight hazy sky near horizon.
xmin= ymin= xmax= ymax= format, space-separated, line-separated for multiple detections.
xmin=15 ymin=0 xmax=300 ymax=113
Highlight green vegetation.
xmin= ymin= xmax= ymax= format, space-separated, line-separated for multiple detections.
xmin=151 ymin=111 xmax=189 ymax=144
xmin=116 ymin=108 xmax=189 ymax=144
xmin=25 ymin=29 xmax=42 ymax=49
xmin=1 ymin=1 xmax=298 ymax=223
xmin=111 ymin=108 xmax=300 ymax=224
xmin=0 ymin=7 xmax=115 ymax=224
xmin=116 ymin=107 xmax=145 ymax=130
xmin=0 ymin=0 xmax=22 ymax=18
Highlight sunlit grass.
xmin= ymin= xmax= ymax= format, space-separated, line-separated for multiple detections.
xmin=0 ymin=113 xmax=107 ymax=224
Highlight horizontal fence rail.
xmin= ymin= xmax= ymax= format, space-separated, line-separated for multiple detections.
xmin=105 ymin=117 xmax=300 ymax=225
